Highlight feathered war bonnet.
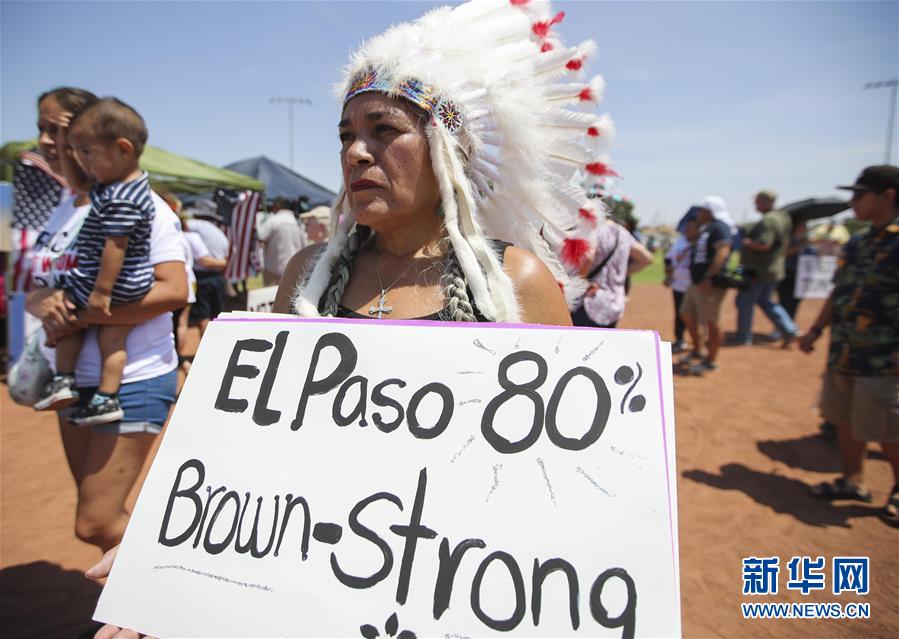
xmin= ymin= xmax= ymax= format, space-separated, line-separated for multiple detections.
xmin=292 ymin=0 xmax=616 ymax=320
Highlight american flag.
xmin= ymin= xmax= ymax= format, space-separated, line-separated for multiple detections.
xmin=224 ymin=190 xmax=261 ymax=282
xmin=10 ymin=150 xmax=68 ymax=291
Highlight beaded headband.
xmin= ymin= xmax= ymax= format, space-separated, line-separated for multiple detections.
xmin=344 ymin=69 xmax=464 ymax=133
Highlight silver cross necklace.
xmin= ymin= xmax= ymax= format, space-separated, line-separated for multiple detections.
xmin=368 ymin=245 xmax=421 ymax=319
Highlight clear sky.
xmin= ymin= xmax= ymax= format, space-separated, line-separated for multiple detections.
xmin=2 ymin=0 xmax=896 ymax=226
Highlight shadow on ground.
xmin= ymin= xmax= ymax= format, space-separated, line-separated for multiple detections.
xmin=0 ymin=561 xmax=102 ymax=639
xmin=758 ymin=433 xmax=886 ymax=473
xmin=682 ymin=463 xmax=879 ymax=528
xmin=757 ymin=434 xmax=843 ymax=473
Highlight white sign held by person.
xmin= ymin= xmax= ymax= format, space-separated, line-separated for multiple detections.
xmin=795 ymin=254 xmax=838 ymax=299
xmin=95 ymin=315 xmax=680 ymax=638
xmin=246 ymin=285 xmax=279 ymax=313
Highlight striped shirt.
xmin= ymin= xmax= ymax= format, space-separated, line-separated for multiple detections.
xmin=67 ymin=172 xmax=156 ymax=306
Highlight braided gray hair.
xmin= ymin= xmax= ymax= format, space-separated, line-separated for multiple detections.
xmin=440 ymin=246 xmax=478 ymax=322
xmin=320 ymin=225 xmax=371 ymax=316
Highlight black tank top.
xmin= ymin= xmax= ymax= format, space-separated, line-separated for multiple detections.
xmin=334 ymin=240 xmax=512 ymax=322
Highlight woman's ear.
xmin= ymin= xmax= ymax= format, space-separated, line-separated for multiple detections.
xmin=116 ymin=137 xmax=135 ymax=156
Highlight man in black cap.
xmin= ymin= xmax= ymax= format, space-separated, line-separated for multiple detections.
xmin=800 ymin=165 xmax=899 ymax=528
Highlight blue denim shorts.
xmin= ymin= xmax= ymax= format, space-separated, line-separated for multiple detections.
xmin=64 ymin=369 xmax=177 ymax=434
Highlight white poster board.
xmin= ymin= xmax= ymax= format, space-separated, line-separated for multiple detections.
xmin=794 ymin=254 xmax=838 ymax=299
xmin=246 ymin=285 xmax=279 ymax=313
xmin=95 ymin=315 xmax=680 ymax=638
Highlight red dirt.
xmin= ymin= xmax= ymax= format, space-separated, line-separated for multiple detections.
xmin=2 ymin=283 xmax=897 ymax=638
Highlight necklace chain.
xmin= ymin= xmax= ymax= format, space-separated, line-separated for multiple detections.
xmin=373 ymin=246 xmax=420 ymax=295
xmin=369 ymin=243 xmax=422 ymax=319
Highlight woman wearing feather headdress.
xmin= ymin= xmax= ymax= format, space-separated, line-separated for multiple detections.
xmin=270 ymin=0 xmax=616 ymax=325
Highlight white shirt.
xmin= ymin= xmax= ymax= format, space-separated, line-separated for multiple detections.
xmin=189 ymin=218 xmax=230 ymax=272
xmin=32 ymin=192 xmax=186 ymax=386
xmin=180 ymin=230 xmax=209 ymax=304
xmin=666 ymin=235 xmax=692 ymax=293
xmin=256 ymin=209 xmax=307 ymax=275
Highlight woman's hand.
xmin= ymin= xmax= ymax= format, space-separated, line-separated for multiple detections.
xmin=85 ymin=545 xmax=117 ymax=581
xmin=26 ymin=288 xmax=85 ymax=339
xmin=94 ymin=627 xmax=151 ymax=639
xmin=77 ymin=261 xmax=188 ymax=326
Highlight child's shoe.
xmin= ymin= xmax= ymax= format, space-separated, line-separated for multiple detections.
xmin=34 ymin=375 xmax=79 ymax=411
xmin=71 ymin=393 xmax=124 ymax=426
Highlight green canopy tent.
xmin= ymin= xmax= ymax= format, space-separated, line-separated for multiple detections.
xmin=0 ymin=140 xmax=264 ymax=194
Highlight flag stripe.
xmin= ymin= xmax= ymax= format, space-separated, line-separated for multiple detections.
xmin=225 ymin=191 xmax=260 ymax=281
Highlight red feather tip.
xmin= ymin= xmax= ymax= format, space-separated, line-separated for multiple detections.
xmin=540 ymin=42 xmax=555 ymax=53
xmin=561 ymin=237 xmax=592 ymax=267
xmin=578 ymin=207 xmax=598 ymax=225
xmin=509 ymin=0 xmax=529 ymax=5
xmin=585 ymin=162 xmax=618 ymax=177
xmin=557 ymin=280 xmax=565 ymax=292
xmin=566 ymin=58 xmax=584 ymax=71
xmin=587 ymin=126 xmax=600 ymax=137
xmin=578 ymin=87 xmax=594 ymax=102
xmin=532 ymin=11 xmax=565 ymax=38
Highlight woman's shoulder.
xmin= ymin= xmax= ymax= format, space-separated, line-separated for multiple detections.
xmin=273 ymin=243 xmax=328 ymax=314
xmin=500 ymin=245 xmax=572 ymax=325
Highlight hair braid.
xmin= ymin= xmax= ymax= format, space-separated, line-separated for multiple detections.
xmin=442 ymin=247 xmax=478 ymax=322
xmin=320 ymin=225 xmax=370 ymax=316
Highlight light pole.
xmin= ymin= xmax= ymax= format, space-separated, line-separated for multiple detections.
xmin=864 ymin=79 xmax=898 ymax=164
xmin=270 ymin=96 xmax=312 ymax=170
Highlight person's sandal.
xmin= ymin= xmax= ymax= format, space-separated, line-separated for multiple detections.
xmin=880 ymin=485 xmax=899 ymax=528
xmin=811 ymin=478 xmax=872 ymax=503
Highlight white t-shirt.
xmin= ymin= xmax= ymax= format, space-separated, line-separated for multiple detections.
xmin=665 ymin=235 xmax=693 ymax=293
xmin=32 ymin=192 xmax=186 ymax=387
xmin=256 ymin=209 xmax=307 ymax=275
xmin=180 ymin=231 xmax=209 ymax=305
xmin=189 ymin=218 xmax=229 ymax=272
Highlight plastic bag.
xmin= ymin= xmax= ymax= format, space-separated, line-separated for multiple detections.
xmin=8 ymin=327 xmax=53 ymax=407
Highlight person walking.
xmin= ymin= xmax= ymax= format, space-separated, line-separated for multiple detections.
xmin=732 ymin=190 xmax=798 ymax=346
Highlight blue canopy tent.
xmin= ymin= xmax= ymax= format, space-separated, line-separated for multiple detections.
xmin=224 ymin=156 xmax=336 ymax=207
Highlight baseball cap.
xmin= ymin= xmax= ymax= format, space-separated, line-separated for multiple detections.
xmin=836 ymin=165 xmax=899 ymax=192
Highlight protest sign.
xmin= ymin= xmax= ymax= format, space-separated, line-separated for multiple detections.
xmin=95 ymin=315 xmax=680 ymax=638
xmin=794 ymin=255 xmax=838 ymax=299
xmin=247 ymin=285 xmax=279 ymax=313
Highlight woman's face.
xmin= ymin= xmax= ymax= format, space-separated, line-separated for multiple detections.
xmin=339 ymin=93 xmax=440 ymax=231
xmin=37 ymin=95 xmax=66 ymax=173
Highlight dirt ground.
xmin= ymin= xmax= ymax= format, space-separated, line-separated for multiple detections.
xmin=1 ymin=283 xmax=897 ymax=638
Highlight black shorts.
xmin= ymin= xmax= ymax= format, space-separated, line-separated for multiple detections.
xmin=190 ymin=272 xmax=226 ymax=323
